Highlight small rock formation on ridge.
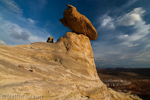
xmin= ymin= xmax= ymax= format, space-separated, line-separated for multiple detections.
xmin=47 ymin=37 xmax=54 ymax=43
xmin=60 ymin=4 xmax=98 ymax=40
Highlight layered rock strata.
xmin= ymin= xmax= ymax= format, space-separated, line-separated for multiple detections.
xmin=0 ymin=32 xmax=141 ymax=100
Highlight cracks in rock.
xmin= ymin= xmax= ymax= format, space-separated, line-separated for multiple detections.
xmin=74 ymin=83 xmax=91 ymax=99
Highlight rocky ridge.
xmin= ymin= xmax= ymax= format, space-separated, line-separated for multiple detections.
xmin=0 ymin=32 xmax=141 ymax=100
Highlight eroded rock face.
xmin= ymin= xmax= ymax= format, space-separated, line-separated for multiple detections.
xmin=56 ymin=32 xmax=97 ymax=78
xmin=0 ymin=32 xmax=107 ymax=100
xmin=0 ymin=32 xmax=141 ymax=100
xmin=60 ymin=4 xmax=98 ymax=40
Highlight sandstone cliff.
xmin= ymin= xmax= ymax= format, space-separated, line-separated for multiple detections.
xmin=0 ymin=32 xmax=141 ymax=100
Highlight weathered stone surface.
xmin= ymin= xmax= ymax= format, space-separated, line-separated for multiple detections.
xmin=60 ymin=4 xmax=98 ymax=40
xmin=108 ymin=88 xmax=142 ymax=100
xmin=47 ymin=37 xmax=54 ymax=43
xmin=56 ymin=32 xmax=97 ymax=78
xmin=0 ymin=32 xmax=141 ymax=100
xmin=18 ymin=65 xmax=25 ymax=69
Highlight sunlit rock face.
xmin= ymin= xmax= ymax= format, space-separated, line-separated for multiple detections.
xmin=0 ymin=32 xmax=141 ymax=100
xmin=60 ymin=4 xmax=98 ymax=40
xmin=56 ymin=32 xmax=98 ymax=78
xmin=0 ymin=32 xmax=109 ymax=100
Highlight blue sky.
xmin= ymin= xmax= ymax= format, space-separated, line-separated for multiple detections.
xmin=0 ymin=0 xmax=150 ymax=68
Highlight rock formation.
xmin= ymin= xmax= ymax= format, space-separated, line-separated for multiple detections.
xmin=60 ymin=4 xmax=98 ymax=40
xmin=56 ymin=32 xmax=97 ymax=78
xmin=0 ymin=4 xmax=141 ymax=100
xmin=47 ymin=37 xmax=54 ymax=43
xmin=0 ymin=32 xmax=141 ymax=100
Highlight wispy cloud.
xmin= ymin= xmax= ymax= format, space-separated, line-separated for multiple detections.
xmin=9 ymin=31 xmax=30 ymax=41
xmin=99 ymin=15 xmax=115 ymax=30
xmin=38 ymin=0 xmax=47 ymax=7
xmin=28 ymin=18 xmax=35 ymax=24
xmin=0 ymin=0 xmax=22 ymax=13
xmin=117 ymin=8 xmax=150 ymax=47
xmin=0 ymin=40 xmax=6 ymax=45
xmin=29 ymin=0 xmax=47 ymax=11
xmin=133 ymin=49 xmax=150 ymax=62
xmin=122 ymin=0 xmax=139 ymax=9
xmin=113 ymin=0 xmax=139 ymax=13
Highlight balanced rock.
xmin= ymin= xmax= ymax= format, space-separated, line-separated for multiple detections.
xmin=47 ymin=37 xmax=54 ymax=43
xmin=60 ymin=4 xmax=98 ymax=40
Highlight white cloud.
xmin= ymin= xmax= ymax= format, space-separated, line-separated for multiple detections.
xmin=4 ymin=22 xmax=30 ymax=41
xmin=28 ymin=18 xmax=35 ymax=24
xmin=124 ymin=0 xmax=138 ymax=8
xmin=117 ymin=7 xmax=145 ymax=26
xmin=145 ymin=44 xmax=150 ymax=48
xmin=0 ymin=40 xmax=6 ymax=45
xmin=0 ymin=0 xmax=50 ymax=45
xmin=132 ymin=7 xmax=146 ymax=15
xmin=94 ymin=6 xmax=150 ymax=67
xmin=112 ymin=0 xmax=139 ymax=16
xmin=10 ymin=31 xmax=30 ymax=41
xmin=99 ymin=15 xmax=115 ymax=30
xmin=133 ymin=49 xmax=150 ymax=62
xmin=120 ymin=21 xmax=150 ymax=46
xmin=92 ymin=40 xmax=133 ymax=67
xmin=29 ymin=36 xmax=45 ymax=43
xmin=0 ymin=16 xmax=48 ymax=45
xmin=119 ymin=34 xmax=129 ymax=39
xmin=119 ymin=14 xmax=141 ymax=26
xmin=117 ymin=7 xmax=150 ymax=48
xmin=29 ymin=0 xmax=47 ymax=11
xmin=127 ymin=44 xmax=139 ymax=47
xmin=0 ymin=0 xmax=22 ymax=13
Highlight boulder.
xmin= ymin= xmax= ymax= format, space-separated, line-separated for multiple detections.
xmin=60 ymin=4 xmax=98 ymax=40
xmin=47 ymin=37 xmax=54 ymax=43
